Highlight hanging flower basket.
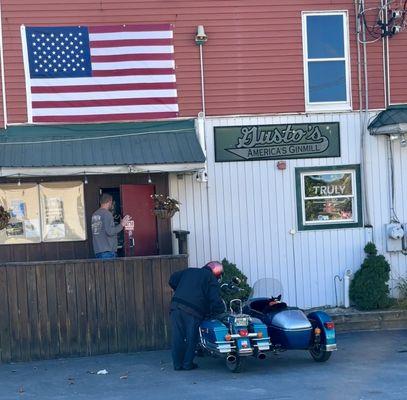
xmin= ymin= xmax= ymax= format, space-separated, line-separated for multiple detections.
xmin=0 ymin=206 xmax=11 ymax=231
xmin=151 ymin=194 xmax=180 ymax=219
xmin=153 ymin=208 xmax=177 ymax=219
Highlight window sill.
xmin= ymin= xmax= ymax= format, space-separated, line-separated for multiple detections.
xmin=305 ymin=103 xmax=352 ymax=113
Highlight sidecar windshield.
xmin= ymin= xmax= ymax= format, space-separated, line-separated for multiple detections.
xmin=249 ymin=278 xmax=284 ymax=299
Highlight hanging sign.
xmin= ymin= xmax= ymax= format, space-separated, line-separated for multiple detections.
xmin=214 ymin=123 xmax=340 ymax=162
xmin=125 ymin=220 xmax=134 ymax=231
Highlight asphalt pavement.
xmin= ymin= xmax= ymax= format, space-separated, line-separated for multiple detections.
xmin=0 ymin=330 xmax=406 ymax=400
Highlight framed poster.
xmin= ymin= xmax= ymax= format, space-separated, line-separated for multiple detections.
xmin=40 ymin=181 xmax=86 ymax=242
xmin=0 ymin=183 xmax=41 ymax=244
xmin=295 ymin=165 xmax=363 ymax=231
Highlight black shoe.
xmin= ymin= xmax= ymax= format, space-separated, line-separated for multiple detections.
xmin=182 ymin=363 xmax=198 ymax=370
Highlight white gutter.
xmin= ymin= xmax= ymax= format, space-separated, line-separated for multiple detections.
xmin=0 ymin=163 xmax=206 ymax=177
xmin=0 ymin=2 xmax=7 ymax=129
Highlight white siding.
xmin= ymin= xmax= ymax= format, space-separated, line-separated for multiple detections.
xmin=170 ymin=112 xmax=407 ymax=308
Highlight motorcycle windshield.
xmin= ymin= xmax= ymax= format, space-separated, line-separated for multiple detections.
xmin=249 ymin=278 xmax=284 ymax=300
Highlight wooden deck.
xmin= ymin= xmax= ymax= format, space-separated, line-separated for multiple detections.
xmin=0 ymin=255 xmax=187 ymax=363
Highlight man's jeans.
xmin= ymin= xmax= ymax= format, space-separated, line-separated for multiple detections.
xmin=95 ymin=251 xmax=116 ymax=259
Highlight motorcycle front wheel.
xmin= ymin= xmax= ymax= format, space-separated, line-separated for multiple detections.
xmin=309 ymin=345 xmax=332 ymax=362
xmin=226 ymin=356 xmax=243 ymax=373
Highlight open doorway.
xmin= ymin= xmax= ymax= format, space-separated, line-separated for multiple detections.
xmin=100 ymin=187 xmax=125 ymax=257
xmin=99 ymin=184 xmax=158 ymax=257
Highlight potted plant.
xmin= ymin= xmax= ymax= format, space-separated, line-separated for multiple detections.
xmin=0 ymin=206 xmax=11 ymax=230
xmin=151 ymin=194 xmax=180 ymax=219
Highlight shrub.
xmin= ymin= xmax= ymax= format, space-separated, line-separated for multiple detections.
xmin=349 ymin=242 xmax=391 ymax=310
xmin=221 ymin=258 xmax=252 ymax=306
xmin=396 ymin=277 xmax=407 ymax=300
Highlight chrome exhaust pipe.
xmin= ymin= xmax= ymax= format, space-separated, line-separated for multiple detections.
xmin=257 ymin=352 xmax=266 ymax=360
xmin=226 ymin=353 xmax=237 ymax=363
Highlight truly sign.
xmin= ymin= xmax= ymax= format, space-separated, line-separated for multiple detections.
xmin=214 ymin=123 xmax=340 ymax=162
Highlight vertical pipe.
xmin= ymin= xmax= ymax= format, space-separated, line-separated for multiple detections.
xmin=357 ymin=0 xmax=372 ymax=226
xmin=0 ymin=2 xmax=8 ymax=129
xmin=343 ymin=269 xmax=353 ymax=308
xmin=199 ymin=44 xmax=206 ymax=118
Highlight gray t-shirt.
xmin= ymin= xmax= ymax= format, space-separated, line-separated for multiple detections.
xmin=91 ymin=208 xmax=123 ymax=255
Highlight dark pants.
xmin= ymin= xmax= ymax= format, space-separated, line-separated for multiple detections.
xmin=170 ymin=307 xmax=202 ymax=369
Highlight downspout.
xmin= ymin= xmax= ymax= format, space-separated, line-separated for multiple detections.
xmin=194 ymin=25 xmax=213 ymax=260
xmin=382 ymin=0 xmax=390 ymax=108
xmin=356 ymin=0 xmax=372 ymax=228
xmin=0 ymin=2 xmax=7 ymax=129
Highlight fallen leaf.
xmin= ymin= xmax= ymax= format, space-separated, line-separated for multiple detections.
xmin=119 ymin=373 xmax=128 ymax=380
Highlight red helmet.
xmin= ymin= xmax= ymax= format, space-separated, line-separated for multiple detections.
xmin=204 ymin=261 xmax=224 ymax=278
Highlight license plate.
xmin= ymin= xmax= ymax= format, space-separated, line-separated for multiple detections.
xmin=234 ymin=317 xmax=248 ymax=326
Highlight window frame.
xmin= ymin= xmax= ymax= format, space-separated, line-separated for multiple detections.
xmin=295 ymin=165 xmax=363 ymax=231
xmin=302 ymin=11 xmax=352 ymax=112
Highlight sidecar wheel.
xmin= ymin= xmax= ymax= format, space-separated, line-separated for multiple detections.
xmin=226 ymin=357 xmax=243 ymax=373
xmin=309 ymin=346 xmax=332 ymax=362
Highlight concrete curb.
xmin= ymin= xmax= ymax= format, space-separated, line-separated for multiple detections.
xmin=328 ymin=309 xmax=407 ymax=332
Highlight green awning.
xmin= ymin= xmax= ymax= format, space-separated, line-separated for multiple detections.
xmin=368 ymin=105 xmax=407 ymax=135
xmin=0 ymin=119 xmax=205 ymax=168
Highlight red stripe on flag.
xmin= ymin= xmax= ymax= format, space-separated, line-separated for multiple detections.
xmin=88 ymin=24 xmax=172 ymax=33
xmin=91 ymin=53 xmax=173 ymax=62
xmin=90 ymin=38 xmax=172 ymax=48
xmin=31 ymin=82 xmax=177 ymax=94
xmin=33 ymin=111 xmax=178 ymax=123
xmin=92 ymin=68 xmax=175 ymax=77
xmin=32 ymin=97 xmax=178 ymax=108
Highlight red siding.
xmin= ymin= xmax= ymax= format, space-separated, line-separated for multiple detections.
xmin=1 ymin=0 xmax=387 ymax=124
xmin=389 ymin=27 xmax=407 ymax=105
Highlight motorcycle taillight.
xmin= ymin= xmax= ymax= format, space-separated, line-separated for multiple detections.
xmin=324 ymin=322 xmax=335 ymax=330
xmin=239 ymin=329 xmax=248 ymax=337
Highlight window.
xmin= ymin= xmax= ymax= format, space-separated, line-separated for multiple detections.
xmin=295 ymin=165 xmax=362 ymax=230
xmin=302 ymin=12 xmax=351 ymax=111
xmin=0 ymin=183 xmax=41 ymax=244
xmin=0 ymin=181 xmax=86 ymax=244
xmin=40 ymin=181 xmax=86 ymax=242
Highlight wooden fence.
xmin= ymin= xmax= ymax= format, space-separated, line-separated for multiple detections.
xmin=0 ymin=255 xmax=187 ymax=363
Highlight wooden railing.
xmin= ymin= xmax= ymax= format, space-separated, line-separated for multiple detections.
xmin=0 ymin=255 xmax=187 ymax=363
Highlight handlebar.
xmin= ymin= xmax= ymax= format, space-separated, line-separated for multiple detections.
xmin=220 ymin=282 xmax=243 ymax=293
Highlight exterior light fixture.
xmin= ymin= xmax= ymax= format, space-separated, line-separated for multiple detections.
xmin=195 ymin=25 xmax=208 ymax=45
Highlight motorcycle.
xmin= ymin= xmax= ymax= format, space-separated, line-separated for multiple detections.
xmin=198 ymin=279 xmax=271 ymax=372
xmin=242 ymin=278 xmax=337 ymax=362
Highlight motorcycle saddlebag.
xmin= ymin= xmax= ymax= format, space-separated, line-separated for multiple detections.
xmin=200 ymin=319 xmax=229 ymax=343
xmin=267 ymin=309 xmax=312 ymax=349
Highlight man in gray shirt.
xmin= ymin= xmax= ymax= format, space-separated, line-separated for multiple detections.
xmin=91 ymin=193 xmax=131 ymax=259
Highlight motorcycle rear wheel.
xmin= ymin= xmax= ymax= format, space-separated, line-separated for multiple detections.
xmin=226 ymin=356 xmax=243 ymax=373
xmin=309 ymin=345 xmax=332 ymax=362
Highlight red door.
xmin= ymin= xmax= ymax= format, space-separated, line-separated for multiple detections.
xmin=120 ymin=184 xmax=158 ymax=256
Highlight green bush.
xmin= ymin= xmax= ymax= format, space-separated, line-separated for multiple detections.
xmin=221 ymin=258 xmax=252 ymax=306
xmin=349 ymin=242 xmax=391 ymax=310
xmin=396 ymin=276 xmax=407 ymax=299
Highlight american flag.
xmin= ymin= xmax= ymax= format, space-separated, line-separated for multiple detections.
xmin=22 ymin=24 xmax=178 ymax=123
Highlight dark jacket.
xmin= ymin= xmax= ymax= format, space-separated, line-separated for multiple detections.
xmin=169 ymin=266 xmax=225 ymax=318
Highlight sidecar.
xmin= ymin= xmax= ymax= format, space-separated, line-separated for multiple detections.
xmin=243 ymin=279 xmax=337 ymax=362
